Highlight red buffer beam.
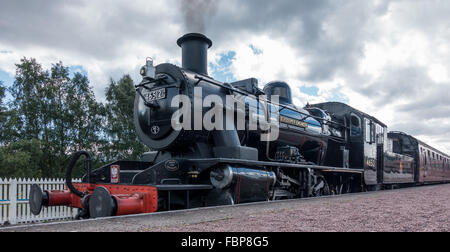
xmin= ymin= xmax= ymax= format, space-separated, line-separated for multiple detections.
xmin=29 ymin=183 xmax=158 ymax=218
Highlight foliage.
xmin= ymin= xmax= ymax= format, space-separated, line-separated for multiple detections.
xmin=0 ymin=81 xmax=5 ymax=135
xmin=0 ymin=139 xmax=43 ymax=178
xmin=0 ymin=58 xmax=146 ymax=178
xmin=103 ymin=75 xmax=148 ymax=161
xmin=0 ymin=81 xmax=4 ymax=109
xmin=0 ymin=81 xmax=13 ymax=144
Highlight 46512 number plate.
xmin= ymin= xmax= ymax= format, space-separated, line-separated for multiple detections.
xmin=144 ymin=88 xmax=166 ymax=102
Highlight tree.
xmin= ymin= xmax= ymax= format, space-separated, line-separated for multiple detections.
xmin=10 ymin=58 xmax=49 ymax=140
xmin=63 ymin=72 xmax=107 ymax=177
xmin=1 ymin=59 xmax=148 ymax=178
xmin=0 ymin=80 xmax=5 ymax=133
xmin=0 ymin=81 xmax=7 ymax=143
xmin=0 ymin=139 xmax=43 ymax=178
xmin=67 ymin=73 xmax=107 ymax=148
xmin=0 ymin=80 xmax=43 ymax=178
xmin=46 ymin=63 xmax=106 ymax=175
xmin=0 ymin=81 xmax=22 ymax=146
xmin=103 ymin=75 xmax=148 ymax=161
xmin=0 ymin=80 xmax=5 ymax=109
xmin=3 ymin=58 xmax=108 ymax=178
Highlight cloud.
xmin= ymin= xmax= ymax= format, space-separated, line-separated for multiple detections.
xmin=0 ymin=0 xmax=183 ymax=98
xmin=0 ymin=0 xmax=450 ymax=153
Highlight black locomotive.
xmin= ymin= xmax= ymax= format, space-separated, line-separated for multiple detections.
xmin=29 ymin=33 xmax=450 ymax=219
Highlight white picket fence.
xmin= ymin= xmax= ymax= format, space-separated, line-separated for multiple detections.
xmin=0 ymin=178 xmax=81 ymax=225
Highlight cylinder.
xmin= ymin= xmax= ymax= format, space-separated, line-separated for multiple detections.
xmin=210 ymin=165 xmax=277 ymax=203
xmin=177 ymin=33 xmax=212 ymax=76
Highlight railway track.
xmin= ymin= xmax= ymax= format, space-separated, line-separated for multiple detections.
xmin=1 ymin=183 xmax=449 ymax=232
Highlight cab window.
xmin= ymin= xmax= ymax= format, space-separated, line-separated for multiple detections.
xmin=271 ymin=87 xmax=288 ymax=98
xmin=392 ymin=139 xmax=401 ymax=154
xmin=350 ymin=114 xmax=361 ymax=137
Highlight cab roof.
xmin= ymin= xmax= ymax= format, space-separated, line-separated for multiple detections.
xmin=312 ymin=102 xmax=387 ymax=128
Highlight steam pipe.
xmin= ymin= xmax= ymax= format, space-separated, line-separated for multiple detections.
xmin=65 ymin=151 xmax=92 ymax=197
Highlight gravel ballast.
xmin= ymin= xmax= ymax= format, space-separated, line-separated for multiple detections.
xmin=2 ymin=183 xmax=449 ymax=232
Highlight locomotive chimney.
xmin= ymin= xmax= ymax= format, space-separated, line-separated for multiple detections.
xmin=177 ymin=33 xmax=212 ymax=76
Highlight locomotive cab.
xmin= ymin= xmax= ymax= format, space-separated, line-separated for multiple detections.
xmin=313 ymin=102 xmax=391 ymax=187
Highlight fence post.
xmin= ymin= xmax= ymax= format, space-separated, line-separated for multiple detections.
xmin=9 ymin=178 xmax=17 ymax=225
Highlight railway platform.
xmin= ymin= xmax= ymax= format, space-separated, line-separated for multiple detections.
xmin=1 ymin=183 xmax=449 ymax=232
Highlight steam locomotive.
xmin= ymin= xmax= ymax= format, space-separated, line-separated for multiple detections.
xmin=29 ymin=33 xmax=450 ymax=219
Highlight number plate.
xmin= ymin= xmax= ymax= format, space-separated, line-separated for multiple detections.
xmin=144 ymin=88 xmax=166 ymax=102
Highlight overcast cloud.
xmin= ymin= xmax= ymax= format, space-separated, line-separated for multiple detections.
xmin=1 ymin=0 xmax=450 ymax=153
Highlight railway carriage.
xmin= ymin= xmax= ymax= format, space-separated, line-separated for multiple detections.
xmin=388 ymin=132 xmax=450 ymax=184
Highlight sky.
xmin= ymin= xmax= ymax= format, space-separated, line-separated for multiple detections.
xmin=1 ymin=0 xmax=450 ymax=153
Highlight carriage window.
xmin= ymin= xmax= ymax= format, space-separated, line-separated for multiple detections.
xmin=350 ymin=114 xmax=361 ymax=137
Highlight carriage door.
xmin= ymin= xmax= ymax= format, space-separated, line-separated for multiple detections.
xmin=375 ymin=124 xmax=385 ymax=184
